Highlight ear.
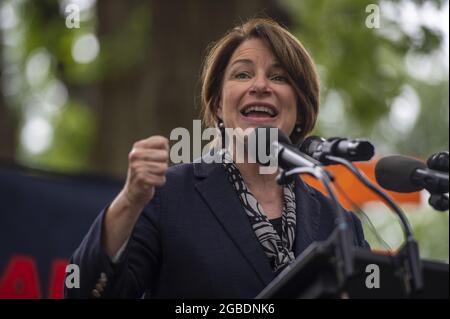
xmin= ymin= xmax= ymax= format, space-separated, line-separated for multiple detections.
xmin=217 ymin=107 xmax=223 ymax=120
xmin=216 ymin=99 xmax=223 ymax=120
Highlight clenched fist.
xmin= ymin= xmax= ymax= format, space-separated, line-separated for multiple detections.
xmin=122 ymin=135 xmax=169 ymax=209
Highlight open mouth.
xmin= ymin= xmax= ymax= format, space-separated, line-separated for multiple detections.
xmin=240 ymin=105 xmax=279 ymax=118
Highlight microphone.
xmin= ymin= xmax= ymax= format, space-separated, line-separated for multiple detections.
xmin=299 ymin=136 xmax=375 ymax=165
xmin=254 ymin=127 xmax=320 ymax=169
xmin=375 ymin=155 xmax=449 ymax=194
xmin=427 ymin=151 xmax=449 ymax=172
xmin=254 ymin=127 xmax=354 ymax=278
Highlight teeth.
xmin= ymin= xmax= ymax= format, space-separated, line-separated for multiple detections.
xmin=243 ymin=105 xmax=276 ymax=116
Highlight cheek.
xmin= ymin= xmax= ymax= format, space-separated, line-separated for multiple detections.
xmin=282 ymin=90 xmax=298 ymax=128
xmin=282 ymin=89 xmax=298 ymax=113
xmin=221 ymin=84 xmax=242 ymax=110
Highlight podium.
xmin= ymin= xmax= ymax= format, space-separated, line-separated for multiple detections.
xmin=256 ymin=237 xmax=449 ymax=299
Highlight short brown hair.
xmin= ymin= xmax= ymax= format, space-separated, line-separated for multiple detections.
xmin=200 ymin=18 xmax=320 ymax=143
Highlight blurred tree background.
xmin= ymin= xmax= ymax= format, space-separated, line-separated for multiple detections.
xmin=0 ymin=0 xmax=448 ymax=260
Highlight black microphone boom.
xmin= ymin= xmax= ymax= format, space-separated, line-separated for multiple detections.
xmin=300 ymin=136 xmax=375 ymax=165
xmin=375 ymin=155 xmax=449 ymax=194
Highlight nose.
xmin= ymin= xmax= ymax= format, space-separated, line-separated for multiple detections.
xmin=249 ymin=74 xmax=271 ymax=96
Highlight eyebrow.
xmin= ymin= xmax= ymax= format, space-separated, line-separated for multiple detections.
xmin=229 ymin=59 xmax=253 ymax=67
xmin=229 ymin=59 xmax=284 ymax=70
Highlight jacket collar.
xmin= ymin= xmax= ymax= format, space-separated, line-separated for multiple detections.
xmin=194 ymin=160 xmax=274 ymax=286
xmin=193 ymin=159 xmax=321 ymax=286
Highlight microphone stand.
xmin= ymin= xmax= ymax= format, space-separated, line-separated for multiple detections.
xmin=324 ymin=155 xmax=424 ymax=296
xmin=275 ymin=144 xmax=355 ymax=290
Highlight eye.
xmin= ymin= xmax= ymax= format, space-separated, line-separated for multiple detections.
xmin=234 ymin=72 xmax=251 ymax=80
xmin=271 ymin=74 xmax=288 ymax=83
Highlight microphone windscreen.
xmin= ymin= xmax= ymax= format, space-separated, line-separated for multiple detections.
xmin=375 ymin=155 xmax=427 ymax=192
xmin=427 ymin=151 xmax=449 ymax=172
xmin=254 ymin=127 xmax=291 ymax=153
xmin=252 ymin=127 xmax=291 ymax=166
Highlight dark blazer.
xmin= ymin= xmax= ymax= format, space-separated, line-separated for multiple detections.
xmin=65 ymin=160 xmax=369 ymax=299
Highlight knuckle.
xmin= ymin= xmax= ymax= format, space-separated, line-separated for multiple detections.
xmin=135 ymin=172 xmax=146 ymax=184
xmin=152 ymin=135 xmax=169 ymax=148
xmin=162 ymin=149 xmax=170 ymax=160
xmin=155 ymin=150 xmax=169 ymax=162
xmin=128 ymin=150 xmax=138 ymax=162
xmin=133 ymin=140 xmax=143 ymax=149
xmin=129 ymin=161 xmax=140 ymax=172
xmin=154 ymin=135 xmax=167 ymax=142
xmin=151 ymin=162 xmax=168 ymax=174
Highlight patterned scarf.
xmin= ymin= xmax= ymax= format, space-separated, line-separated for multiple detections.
xmin=222 ymin=152 xmax=297 ymax=272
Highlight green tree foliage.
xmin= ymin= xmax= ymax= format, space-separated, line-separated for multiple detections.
xmin=282 ymin=0 xmax=448 ymax=157
xmin=359 ymin=205 xmax=449 ymax=261
xmin=1 ymin=0 xmax=98 ymax=172
xmin=280 ymin=0 xmax=449 ymax=261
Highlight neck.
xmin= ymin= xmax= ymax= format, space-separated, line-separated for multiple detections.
xmin=230 ymin=148 xmax=284 ymax=219
xmin=225 ymin=143 xmax=281 ymax=193
xmin=235 ymin=161 xmax=280 ymax=191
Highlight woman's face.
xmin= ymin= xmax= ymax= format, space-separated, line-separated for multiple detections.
xmin=218 ymin=38 xmax=298 ymax=137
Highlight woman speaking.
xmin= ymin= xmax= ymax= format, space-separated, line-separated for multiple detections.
xmin=66 ymin=18 xmax=369 ymax=299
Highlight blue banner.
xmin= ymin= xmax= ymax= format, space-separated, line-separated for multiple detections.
xmin=0 ymin=165 xmax=122 ymax=298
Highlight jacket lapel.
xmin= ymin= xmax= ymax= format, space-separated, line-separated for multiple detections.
xmin=293 ymin=176 xmax=321 ymax=256
xmin=193 ymin=161 xmax=275 ymax=287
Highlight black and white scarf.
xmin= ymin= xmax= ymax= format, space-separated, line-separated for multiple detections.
xmin=222 ymin=152 xmax=296 ymax=272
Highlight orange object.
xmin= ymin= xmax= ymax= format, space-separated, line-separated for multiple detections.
xmin=302 ymin=159 xmax=421 ymax=210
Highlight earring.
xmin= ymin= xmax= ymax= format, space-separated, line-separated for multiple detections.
xmin=217 ymin=120 xmax=226 ymax=150
xmin=292 ymin=124 xmax=303 ymax=145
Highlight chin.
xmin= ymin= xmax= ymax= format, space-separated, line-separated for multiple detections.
xmin=237 ymin=116 xmax=278 ymax=129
